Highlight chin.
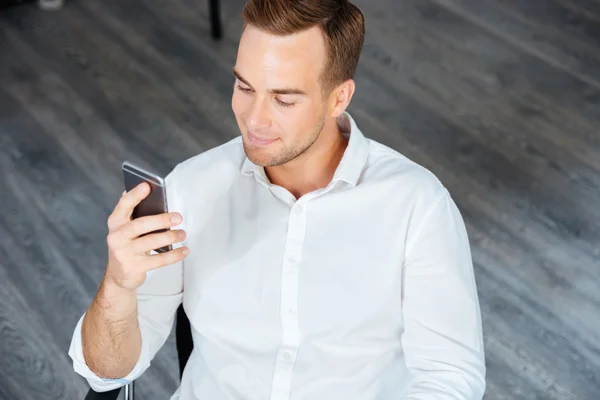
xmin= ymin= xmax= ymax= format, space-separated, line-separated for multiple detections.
xmin=242 ymin=140 xmax=276 ymax=167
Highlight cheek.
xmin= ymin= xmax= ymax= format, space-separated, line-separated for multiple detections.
xmin=231 ymin=91 xmax=249 ymax=119
xmin=275 ymin=103 xmax=320 ymax=132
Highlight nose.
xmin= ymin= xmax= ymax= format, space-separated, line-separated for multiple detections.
xmin=246 ymin=95 xmax=272 ymax=131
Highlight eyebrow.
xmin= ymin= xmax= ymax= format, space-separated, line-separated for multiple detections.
xmin=232 ymin=68 xmax=307 ymax=96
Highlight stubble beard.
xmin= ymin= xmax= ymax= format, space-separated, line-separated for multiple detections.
xmin=243 ymin=117 xmax=326 ymax=168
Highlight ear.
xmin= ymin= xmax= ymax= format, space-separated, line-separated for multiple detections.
xmin=327 ymin=79 xmax=356 ymax=118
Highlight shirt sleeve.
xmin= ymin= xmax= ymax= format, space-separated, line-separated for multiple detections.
xmin=68 ymin=167 xmax=185 ymax=392
xmin=401 ymin=188 xmax=486 ymax=400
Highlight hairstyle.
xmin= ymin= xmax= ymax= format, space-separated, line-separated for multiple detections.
xmin=242 ymin=0 xmax=365 ymax=95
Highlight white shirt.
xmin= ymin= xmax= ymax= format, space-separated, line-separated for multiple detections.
xmin=69 ymin=112 xmax=486 ymax=400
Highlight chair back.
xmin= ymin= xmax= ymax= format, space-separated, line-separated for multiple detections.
xmin=175 ymin=304 xmax=194 ymax=378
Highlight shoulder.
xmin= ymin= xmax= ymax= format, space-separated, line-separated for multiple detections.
xmin=167 ymin=136 xmax=245 ymax=188
xmin=362 ymin=139 xmax=448 ymax=207
xmin=163 ymin=137 xmax=246 ymax=215
xmin=362 ymin=140 xmax=464 ymax=249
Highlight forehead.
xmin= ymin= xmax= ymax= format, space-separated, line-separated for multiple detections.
xmin=236 ymin=25 xmax=327 ymax=88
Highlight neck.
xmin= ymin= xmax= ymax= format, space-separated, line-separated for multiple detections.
xmin=265 ymin=118 xmax=348 ymax=199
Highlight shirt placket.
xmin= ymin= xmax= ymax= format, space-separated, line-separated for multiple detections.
xmin=269 ymin=199 xmax=308 ymax=400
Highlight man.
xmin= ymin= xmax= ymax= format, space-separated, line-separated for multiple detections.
xmin=69 ymin=0 xmax=486 ymax=399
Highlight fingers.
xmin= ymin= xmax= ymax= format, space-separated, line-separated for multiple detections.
xmin=144 ymin=246 xmax=190 ymax=271
xmin=119 ymin=212 xmax=182 ymax=241
xmin=107 ymin=182 xmax=151 ymax=231
xmin=133 ymin=229 xmax=186 ymax=254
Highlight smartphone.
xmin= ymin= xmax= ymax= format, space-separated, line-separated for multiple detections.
xmin=122 ymin=161 xmax=172 ymax=253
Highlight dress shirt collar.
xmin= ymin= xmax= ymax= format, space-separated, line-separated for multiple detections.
xmin=241 ymin=112 xmax=369 ymax=187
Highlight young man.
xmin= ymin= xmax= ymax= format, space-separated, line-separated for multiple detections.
xmin=69 ymin=0 xmax=486 ymax=399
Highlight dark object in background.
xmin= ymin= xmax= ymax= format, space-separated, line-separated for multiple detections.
xmin=210 ymin=0 xmax=222 ymax=40
xmin=0 ymin=0 xmax=62 ymax=10
xmin=0 ymin=0 xmax=223 ymax=40
xmin=0 ymin=0 xmax=31 ymax=9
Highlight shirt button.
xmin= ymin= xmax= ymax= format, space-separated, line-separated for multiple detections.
xmin=282 ymin=350 xmax=293 ymax=362
xmin=289 ymin=254 xmax=297 ymax=263
xmin=287 ymin=309 xmax=297 ymax=316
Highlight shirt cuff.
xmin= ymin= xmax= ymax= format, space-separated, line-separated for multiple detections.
xmin=68 ymin=313 xmax=151 ymax=392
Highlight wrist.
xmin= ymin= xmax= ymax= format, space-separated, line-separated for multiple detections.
xmin=101 ymin=276 xmax=135 ymax=297
xmin=94 ymin=278 xmax=137 ymax=318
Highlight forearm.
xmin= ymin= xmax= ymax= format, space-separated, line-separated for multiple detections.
xmin=81 ymin=279 xmax=141 ymax=379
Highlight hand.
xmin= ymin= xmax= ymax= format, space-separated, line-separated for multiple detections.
xmin=104 ymin=182 xmax=189 ymax=291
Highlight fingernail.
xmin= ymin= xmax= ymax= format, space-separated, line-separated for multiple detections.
xmin=171 ymin=214 xmax=182 ymax=224
xmin=121 ymin=191 xmax=126 ymax=196
xmin=182 ymin=247 xmax=189 ymax=256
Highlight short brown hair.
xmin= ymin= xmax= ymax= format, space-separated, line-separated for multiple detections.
xmin=242 ymin=0 xmax=365 ymax=95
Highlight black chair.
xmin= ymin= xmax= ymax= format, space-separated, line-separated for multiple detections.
xmin=209 ymin=0 xmax=223 ymax=40
xmin=84 ymin=305 xmax=193 ymax=400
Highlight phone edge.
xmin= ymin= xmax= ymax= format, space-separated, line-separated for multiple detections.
xmin=122 ymin=160 xmax=165 ymax=187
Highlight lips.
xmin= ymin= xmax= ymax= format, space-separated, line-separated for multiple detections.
xmin=247 ymin=131 xmax=278 ymax=147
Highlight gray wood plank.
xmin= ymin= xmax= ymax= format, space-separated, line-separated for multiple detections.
xmin=442 ymin=0 xmax=600 ymax=85
xmin=491 ymin=0 xmax=600 ymax=46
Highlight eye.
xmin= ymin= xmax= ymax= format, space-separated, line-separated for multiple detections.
xmin=236 ymin=84 xmax=253 ymax=93
xmin=275 ymin=98 xmax=295 ymax=108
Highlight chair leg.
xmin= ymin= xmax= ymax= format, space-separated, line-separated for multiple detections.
xmin=209 ymin=0 xmax=223 ymax=40
xmin=124 ymin=382 xmax=135 ymax=400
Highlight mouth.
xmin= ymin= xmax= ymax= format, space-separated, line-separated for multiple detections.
xmin=247 ymin=131 xmax=279 ymax=147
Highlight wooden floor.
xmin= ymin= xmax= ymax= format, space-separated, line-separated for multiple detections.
xmin=1 ymin=0 xmax=600 ymax=399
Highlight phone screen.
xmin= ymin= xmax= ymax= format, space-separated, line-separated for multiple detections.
xmin=122 ymin=161 xmax=171 ymax=253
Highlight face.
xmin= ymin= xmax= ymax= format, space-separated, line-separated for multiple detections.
xmin=232 ymin=25 xmax=331 ymax=167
